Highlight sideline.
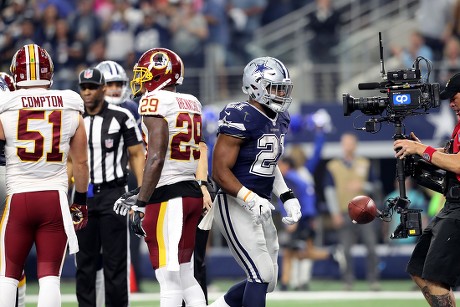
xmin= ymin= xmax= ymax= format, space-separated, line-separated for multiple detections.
xmin=25 ymin=290 xmax=443 ymax=303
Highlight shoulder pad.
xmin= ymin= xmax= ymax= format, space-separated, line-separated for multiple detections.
xmin=217 ymin=102 xmax=250 ymax=136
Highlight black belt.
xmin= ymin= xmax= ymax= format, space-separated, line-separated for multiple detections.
xmin=93 ymin=178 xmax=127 ymax=193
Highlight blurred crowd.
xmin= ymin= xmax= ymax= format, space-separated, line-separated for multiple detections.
xmin=4 ymin=0 xmax=460 ymax=102
xmin=0 ymin=0 xmax=314 ymax=93
xmin=391 ymin=0 xmax=460 ymax=84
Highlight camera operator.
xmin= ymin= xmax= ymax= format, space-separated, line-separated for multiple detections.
xmin=393 ymin=73 xmax=460 ymax=307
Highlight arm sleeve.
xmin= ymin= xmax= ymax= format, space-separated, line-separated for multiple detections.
xmin=272 ymin=165 xmax=290 ymax=198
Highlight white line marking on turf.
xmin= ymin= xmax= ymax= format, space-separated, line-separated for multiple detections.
xmin=25 ymin=291 xmax=455 ymax=303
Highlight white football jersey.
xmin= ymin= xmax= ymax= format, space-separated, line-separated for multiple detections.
xmin=0 ymin=88 xmax=84 ymax=194
xmin=139 ymin=90 xmax=202 ymax=187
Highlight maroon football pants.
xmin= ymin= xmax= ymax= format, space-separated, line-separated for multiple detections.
xmin=1 ymin=190 xmax=67 ymax=280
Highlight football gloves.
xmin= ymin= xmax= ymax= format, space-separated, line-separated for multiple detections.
xmin=113 ymin=187 xmax=147 ymax=238
xmin=70 ymin=204 xmax=88 ymax=231
xmin=130 ymin=205 xmax=146 ymax=238
xmin=241 ymin=191 xmax=275 ymax=225
xmin=113 ymin=187 xmax=140 ymax=216
xmin=282 ymin=198 xmax=302 ymax=225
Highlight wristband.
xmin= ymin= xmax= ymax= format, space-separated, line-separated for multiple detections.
xmin=237 ymin=186 xmax=253 ymax=202
xmin=135 ymin=199 xmax=148 ymax=208
xmin=280 ymin=190 xmax=295 ymax=203
xmin=74 ymin=191 xmax=87 ymax=205
xmin=422 ymin=146 xmax=436 ymax=162
xmin=196 ymin=180 xmax=208 ymax=187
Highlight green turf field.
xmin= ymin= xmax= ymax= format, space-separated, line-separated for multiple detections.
xmin=23 ymin=279 xmax=438 ymax=306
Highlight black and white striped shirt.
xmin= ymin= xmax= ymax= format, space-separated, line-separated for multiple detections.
xmin=83 ymin=101 xmax=142 ymax=185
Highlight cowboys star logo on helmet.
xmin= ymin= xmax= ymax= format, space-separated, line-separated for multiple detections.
xmin=253 ymin=62 xmax=272 ymax=75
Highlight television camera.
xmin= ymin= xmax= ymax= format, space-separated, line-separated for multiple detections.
xmin=343 ymin=32 xmax=442 ymax=239
xmin=343 ymin=33 xmax=440 ymax=131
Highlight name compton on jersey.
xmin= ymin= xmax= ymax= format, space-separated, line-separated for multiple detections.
xmin=20 ymin=95 xmax=64 ymax=108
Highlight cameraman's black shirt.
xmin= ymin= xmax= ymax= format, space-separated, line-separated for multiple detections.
xmin=437 ymin=202 xmax=460 ymax=220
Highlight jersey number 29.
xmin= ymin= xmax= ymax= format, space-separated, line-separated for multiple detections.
xmin=170 ymin=112 xmax=201 ymax=161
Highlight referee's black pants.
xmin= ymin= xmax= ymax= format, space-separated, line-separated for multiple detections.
xmin=76 ymin=186 xmax=129 ymax=307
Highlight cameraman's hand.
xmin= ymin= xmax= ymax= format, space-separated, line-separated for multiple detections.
xmin=394 ymin=138 xmax=423 ymax=159
xmin=409 ymin=132 xmax=421 ymax=143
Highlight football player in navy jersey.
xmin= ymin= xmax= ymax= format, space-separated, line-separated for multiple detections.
xmin=208 ymin=57 xmax=302 ymax=306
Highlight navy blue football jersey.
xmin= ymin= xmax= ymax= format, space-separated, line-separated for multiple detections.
xmin=217 ymin=101 xmax=290 ymax=199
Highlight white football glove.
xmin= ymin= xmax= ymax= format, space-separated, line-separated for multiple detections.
xmin=241 ymin=191 xmax=275 ymax=225
xmin=282 ymin=198 xmax=302 ymax=225
xmin=113 ymin=187 xmax=140 ymax=216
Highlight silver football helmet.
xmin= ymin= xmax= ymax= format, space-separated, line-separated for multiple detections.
xmin=242 ymin=57 xmax=293 ymax=113
xmin=95 ymin=60 xmax=130 ymax=105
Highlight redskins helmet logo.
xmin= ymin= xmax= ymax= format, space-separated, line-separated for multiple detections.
xmin=150 ymin=52 xmax=172 ymax=74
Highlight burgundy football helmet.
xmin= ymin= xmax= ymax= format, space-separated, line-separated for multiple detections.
xmin=10 ymin=44 xmax=54 ymax=87
xmin=131 ymin=48 xmax=184 ymax=97
xmin=0 ymin=72 xmax=16 ymax=91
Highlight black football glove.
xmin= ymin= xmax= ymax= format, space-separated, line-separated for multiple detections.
xmin=130 ymin=204 xmax=146 ymax=238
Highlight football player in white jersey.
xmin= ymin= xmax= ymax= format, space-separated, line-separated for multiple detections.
xmin=114 ymin=48 xmax=208 ymax=307
xmin=209 ymin=57 xmax=301 ymax=306
xmin=0 ymin=44 xmax=89 ymax=307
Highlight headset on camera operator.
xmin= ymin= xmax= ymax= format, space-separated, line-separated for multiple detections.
xmin=392 ymin=73 xmax=460 ymax=307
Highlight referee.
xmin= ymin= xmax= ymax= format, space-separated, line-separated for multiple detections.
xmin=74 ymin=68 xmax=145 ymax=307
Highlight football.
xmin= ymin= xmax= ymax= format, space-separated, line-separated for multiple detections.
xmin=348 ymin=195 xmax=377 ymax=224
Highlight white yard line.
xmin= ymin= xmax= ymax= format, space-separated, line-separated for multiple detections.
xmin=25 ymin=291 xmax=454 ymax=303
